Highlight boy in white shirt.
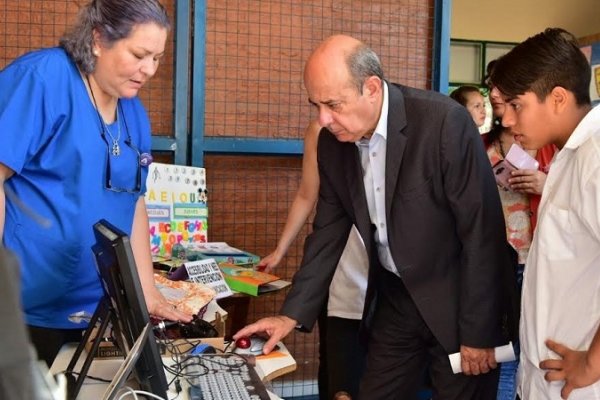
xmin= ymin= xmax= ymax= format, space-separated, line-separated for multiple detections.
xmin=490 ymin=28 xmax=600 ymax=399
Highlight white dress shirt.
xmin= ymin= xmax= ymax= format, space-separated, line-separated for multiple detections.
xmin=356 ymin=82 xmax=400 ymax=276
xmin=518 ymin=105 xmax=600 ymax=399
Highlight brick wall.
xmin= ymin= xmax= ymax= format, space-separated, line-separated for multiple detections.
xmin=0 ymin=0 xmax=176 ymax=135
xmin=204 ymin=0 xmax=433 ymax=141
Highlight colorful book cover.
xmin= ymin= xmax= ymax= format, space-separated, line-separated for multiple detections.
xmin=219 ymin=264 xmax=281 ymax=296
xmin=145 ymin=162 xmax=208 ymax=257
xmin=181 ymin=242 xmax=260 ymax=266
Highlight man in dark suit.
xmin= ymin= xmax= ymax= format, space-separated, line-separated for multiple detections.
xmin=235 ymin=35 xmax=516 ymax=399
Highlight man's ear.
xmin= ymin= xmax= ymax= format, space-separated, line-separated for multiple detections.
xmin=549 ymin=86 xmax=570 ymax=112
xmin=363 ymin=76 xmax=382 ymax=102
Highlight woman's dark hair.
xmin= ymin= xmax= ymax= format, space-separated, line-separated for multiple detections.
xmin=481 ymin=59 xmax=497 ymax=93
xmin=486 ymin=116 xmax=504 ymax=145
xmin=449 ymin=85 xmax=482 ymax=107
xmin=490 ymin=28 xmax=591 ymax=105
xmin=60 ymin=0 xmax=170 ymax=74
xmin=346 ymin=43 xmax=385 ymax=94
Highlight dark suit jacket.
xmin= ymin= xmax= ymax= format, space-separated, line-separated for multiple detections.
xmin=281 ymin=82 xmax=518 ymax=353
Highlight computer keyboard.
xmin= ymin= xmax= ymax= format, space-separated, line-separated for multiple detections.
xmin=183 ymin=353 xmax=270 ymax=400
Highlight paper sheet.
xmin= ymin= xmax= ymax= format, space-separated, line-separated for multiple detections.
xmin=448 ymin=342 xmax=516 ymax=374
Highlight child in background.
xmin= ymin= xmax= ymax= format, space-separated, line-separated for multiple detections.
xmin=450 ymin=85 xmax=487 ymax=128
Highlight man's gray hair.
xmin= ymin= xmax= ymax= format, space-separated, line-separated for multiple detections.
xmin=346 ymin=44 xmax=385 ymax=93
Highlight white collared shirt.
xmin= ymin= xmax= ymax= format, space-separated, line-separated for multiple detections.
xmin=356 ymin=82 xmax=399 ymax=276
xmin=518 ymin=105 xmax=600 ymax=399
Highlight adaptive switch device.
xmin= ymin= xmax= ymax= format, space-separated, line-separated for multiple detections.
xmin=233 ymin=335 xmax=278 ymax=355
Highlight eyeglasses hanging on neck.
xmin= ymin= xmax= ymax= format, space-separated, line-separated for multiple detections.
xmin=86 ymin=75 xmax=142 ymax=194
xmin=99 ymin=104 xmax=142 ymax=194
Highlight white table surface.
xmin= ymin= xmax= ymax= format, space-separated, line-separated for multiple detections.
xmin=50 ymin=340 xmax=295 ymax=399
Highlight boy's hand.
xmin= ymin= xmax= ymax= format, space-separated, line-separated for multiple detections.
xmin=540 ymin=339 xmax=600 ymax=399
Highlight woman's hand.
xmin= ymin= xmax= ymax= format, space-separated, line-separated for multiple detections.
xmin=255 ymin=250 xmax=283 ymax=273
xmin=145 ymin=285 xmax=192 ymax=323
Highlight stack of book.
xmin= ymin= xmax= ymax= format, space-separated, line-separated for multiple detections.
xmin=219 ymin=263 xmax=290 ymax=296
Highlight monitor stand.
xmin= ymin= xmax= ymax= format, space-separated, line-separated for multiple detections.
xmin=102 ymin=323 xmax=151 ymax=400
xmin=64 ymin=296 xmax=128 ymax=400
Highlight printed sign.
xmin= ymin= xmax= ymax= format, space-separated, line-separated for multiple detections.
xmin=145 ymin=162 xmax=208 ymax=257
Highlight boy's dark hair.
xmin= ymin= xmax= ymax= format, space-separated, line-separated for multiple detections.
xmin=489 ymin=28 xmax=591 ymax=106
xmin=449 ymin=85 xmax=482 ymax=107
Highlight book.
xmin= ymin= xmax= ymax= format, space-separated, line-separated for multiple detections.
xmin=154 ymin=273 xmax=217 ymax=315
xmin=180 ymin=242 xmax=260 ymax=266
xmin=219 ymin=263 xmax=288 ymax=296
xmin=254 ymin=341 xmax=297 ymax=381
xmin=145 ymin=162 xmax=209 ymax=257
xmin=255 ymin=279 xmax=292 ymax=294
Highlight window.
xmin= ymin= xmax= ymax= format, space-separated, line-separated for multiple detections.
xmin=449 ymin=39 xmax=515 ymax=88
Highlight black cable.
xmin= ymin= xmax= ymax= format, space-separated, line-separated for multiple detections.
xmin=59 ymin=370 xmax=112 ymax=383
xmin=155 ymin=324 xmax=254 ymax=395
xmin=223 ymin=339 xmax=234 ymax=353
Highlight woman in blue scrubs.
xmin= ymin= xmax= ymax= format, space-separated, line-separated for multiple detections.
xmin=0 ymin=0 xmax=191 ymax=366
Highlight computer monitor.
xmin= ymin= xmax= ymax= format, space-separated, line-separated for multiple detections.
xmin=92 ymin=219 xmax=168 ymax=398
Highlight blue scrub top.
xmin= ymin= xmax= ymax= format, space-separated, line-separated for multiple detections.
xmin=0 ymin=48 xmax=151 ymax=329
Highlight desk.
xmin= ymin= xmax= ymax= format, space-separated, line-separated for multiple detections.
xmin=50 ymin=341 xmax=296 ymax=399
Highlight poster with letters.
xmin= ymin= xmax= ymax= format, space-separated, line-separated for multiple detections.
xmin=145 ymin=162 xmax=208 ymax=257
xmin=581 ymin=42 xmax=600 ymax=106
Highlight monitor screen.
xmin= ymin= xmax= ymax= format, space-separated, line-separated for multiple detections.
xmin=92 ymin=219 xmax=168 ymax=398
